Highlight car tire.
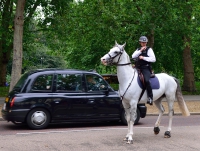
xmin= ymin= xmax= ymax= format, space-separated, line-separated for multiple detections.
xmin=121 ymin=108 xmax=141 ymax=125
xmin=26 ymin=108 xmax=50 ymax=130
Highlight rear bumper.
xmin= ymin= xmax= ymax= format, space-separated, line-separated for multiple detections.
xmin=1 ymin=109 xmax=29 ymax=122
xmin=137 ymin=104 xmax=147 ymax=118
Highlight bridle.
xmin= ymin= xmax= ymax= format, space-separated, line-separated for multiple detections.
xmin=106 ymin=45 xmax=135 ymax=101
xmin=107 ymin=46 xmax=131 ymax=66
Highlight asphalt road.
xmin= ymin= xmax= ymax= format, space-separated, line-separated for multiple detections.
xmin=0 ymin=115 xmax=199 ymax=151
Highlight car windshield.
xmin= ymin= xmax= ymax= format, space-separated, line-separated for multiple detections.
xmin=13 ymin=72 xmax=29 ymax=91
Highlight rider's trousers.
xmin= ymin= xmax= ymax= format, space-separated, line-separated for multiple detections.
xmin=140 ymin=67 xmax=153 ymax=99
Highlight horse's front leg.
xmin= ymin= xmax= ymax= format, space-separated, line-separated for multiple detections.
xmin=122 ymin=102 xmax=131 ymax=141
xmin=123 ymin=101 xmax=137 ymax=144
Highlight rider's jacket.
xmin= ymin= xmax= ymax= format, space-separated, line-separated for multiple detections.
xmin=136 ymin=47 xmax=151 ymax=68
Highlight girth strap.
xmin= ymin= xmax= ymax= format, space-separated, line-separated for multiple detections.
xmin=138 ymin=88 xmax=145 ymax=103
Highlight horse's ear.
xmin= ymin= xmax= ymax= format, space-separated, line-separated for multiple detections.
xmin=115 ymin=40 xmax=119 ymax=46
xmin=122 ymin=42 xmax=126 ymax=48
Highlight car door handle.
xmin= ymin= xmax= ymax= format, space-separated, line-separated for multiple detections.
xmin=88 ymin=99 xmax=95 ymax=104
xmin=54 ymin=99 xmax=60 ymax=103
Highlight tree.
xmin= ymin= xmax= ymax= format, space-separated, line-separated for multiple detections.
xmin=50 ymin=0 xmax=198 ymax=92
xmin=9 ymin=0 xmax=26 ymax=91
xmin=7 ymin=0 xmax=73 ymax=91
xmin=181 ymin=1 xmax=196 ymax=91
xmin=1 ymin=0 xmax=200 ymax=92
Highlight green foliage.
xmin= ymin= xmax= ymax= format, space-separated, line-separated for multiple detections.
xmin=0 ymin=87 xmax=9 ymax=97
xmin=22 ymin=44 xmax=67 ymax=73
xmin=1 ymin=0 xmax=200 ymax=91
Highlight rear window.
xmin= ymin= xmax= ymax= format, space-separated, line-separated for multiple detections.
xmin=31 ymin=74 xmax=53 ymax=91
xmin=13 ymin=73 xmax=29 ymax=91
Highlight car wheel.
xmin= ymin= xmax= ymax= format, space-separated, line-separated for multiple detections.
xmin=121 ymin=108 xmax=141 ymax=125
xmin=26 ymin=108 xmax=50 ymax=130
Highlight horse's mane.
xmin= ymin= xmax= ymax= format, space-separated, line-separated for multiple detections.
xmin=122 ymin=47 xmax=132 ymax=64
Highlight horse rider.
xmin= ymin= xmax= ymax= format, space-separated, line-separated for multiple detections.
xmin=132 ymin=36 xmax=156 ymax=105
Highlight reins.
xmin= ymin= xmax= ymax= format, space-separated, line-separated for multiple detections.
xmin=119 ymin=69 xmax=136 ymax=101
xmin=113 ymin=63 xmax=132 ymax=66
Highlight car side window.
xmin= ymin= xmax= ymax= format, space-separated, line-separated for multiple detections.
xmin=32 ymin=74 xmax=53 ymax=91
xmin=56 ymin=74 xmax=82 ymax=92
xmin=86 ymin=74 xmax=108 ymax=91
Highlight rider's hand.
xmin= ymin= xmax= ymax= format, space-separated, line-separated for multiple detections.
xmin=140 ymin=46 xmax=146 ymax=52
xmin=139 ymin=56 xmax=144 ymax=60
xmin=100 ymin=85 xmax=105 ymax=88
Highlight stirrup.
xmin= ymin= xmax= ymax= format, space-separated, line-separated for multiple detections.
xmin=147 ymin=97 xmax=153 ymax=105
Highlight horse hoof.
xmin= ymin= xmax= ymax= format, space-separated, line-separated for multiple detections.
xmin=154 ymin=127 xmax=160 ymax=135
xmin=126 ymin=140 xmax=133 ymax=144
xmin=164 ymin=131 xmax=171 ymax=138
xmin=123 ymin=137 xmax=128 ymax=141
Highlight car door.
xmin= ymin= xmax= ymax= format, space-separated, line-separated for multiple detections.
xmin=27 ymin=73 xmax=54 ymax=110
xmin=85 ymin=74 xmax=121 ymax=119
xmin=51 ymin=71 xmax=96 ymax=121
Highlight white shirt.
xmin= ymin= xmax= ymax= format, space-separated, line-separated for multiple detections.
xmin=132 ymin=47 xmax=156 ymax=62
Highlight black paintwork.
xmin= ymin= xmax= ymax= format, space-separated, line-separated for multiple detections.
xmin=1 ymin=69 xmax=146 ymax=128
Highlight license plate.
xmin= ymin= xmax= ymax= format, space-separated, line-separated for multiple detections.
xmin=3 ymin=103 xmax=6 ymax=110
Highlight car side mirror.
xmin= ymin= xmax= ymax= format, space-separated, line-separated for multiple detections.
xmin=104 ymin=87 xmax=112 ymax=96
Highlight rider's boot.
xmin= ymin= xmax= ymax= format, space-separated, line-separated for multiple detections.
xmin=146 ymin=81 xmax=153 ymax=105
xmin=147 ymin=97 xmax=153 ymax=105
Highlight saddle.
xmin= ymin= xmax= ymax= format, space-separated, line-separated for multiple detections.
xmin=136 ymin=68 xmax=157 ymax=102
xmin=137 ymin=69 xmax=155 ymax=88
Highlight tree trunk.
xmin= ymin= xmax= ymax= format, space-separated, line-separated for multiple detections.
xmin=182 ymin=36 xmax=196 ymax=91
xmin=9 ymin=0 xmax=26 ymax=92
xmin=148 ymin=29 xmax=155 ymax=48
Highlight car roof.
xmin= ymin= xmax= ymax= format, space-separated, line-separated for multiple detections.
xmin=101 ymin=74 xmax=117 ymax=77
xmin=26 ymin=68 xmax=98 ymax=76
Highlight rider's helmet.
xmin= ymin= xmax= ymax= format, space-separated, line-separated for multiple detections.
xmin=139 ymin=36 xmax=148 ymax=42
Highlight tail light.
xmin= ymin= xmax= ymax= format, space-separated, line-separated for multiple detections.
xmin=10 ymin=97 xmax=15 ymax=108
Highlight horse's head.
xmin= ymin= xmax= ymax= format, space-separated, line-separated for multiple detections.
xmin=101 ymin=41 xmax=126 ymax=66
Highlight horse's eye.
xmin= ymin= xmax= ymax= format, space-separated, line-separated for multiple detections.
xmin=114 ymin=51 xmax=118 ymax=54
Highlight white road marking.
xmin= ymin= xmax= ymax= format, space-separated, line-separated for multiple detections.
xmin=16 ymin=126 xmax=164 ymax=135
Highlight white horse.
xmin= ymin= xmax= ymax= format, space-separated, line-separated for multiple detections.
xmin=100 ymin=41 xmax=190 ymax=144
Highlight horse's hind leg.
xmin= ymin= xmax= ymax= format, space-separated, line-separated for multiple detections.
xmin=154 ymin=97 xmax=165 ymax=135
xmin=164 ymin=96 xmax=175 ymax=138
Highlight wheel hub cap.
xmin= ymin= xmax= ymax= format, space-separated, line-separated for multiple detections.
xmin=31 ymin=111 xmax=46 ymax=126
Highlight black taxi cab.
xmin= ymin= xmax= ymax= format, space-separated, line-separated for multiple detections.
xmin=2 ymin=69 xmax=146 ymax=129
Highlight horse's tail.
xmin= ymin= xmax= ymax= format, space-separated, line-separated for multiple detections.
xmin=174 ymin=78 xmax=190 ymax=117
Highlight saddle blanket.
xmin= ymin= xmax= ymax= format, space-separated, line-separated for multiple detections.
xmin=137 ymin=76 xmax=160 ymax=89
